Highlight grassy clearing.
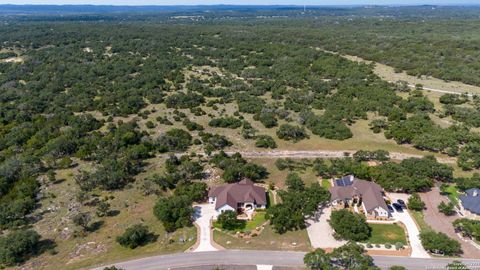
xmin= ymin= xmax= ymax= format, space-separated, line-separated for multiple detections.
xmin=213 ymin=224 xmax=311 ymax=251
xmin=341 ymin=52 xmax=480 ymax=95
xmin=440 ymin=184 xmax=460 ymax=204
xmin=322 ymin=179 xmax=331 ymax=189
xmin=410 ymin=210 xmax=432 ymax=232
xmin=365 ymin=223 xmax=407 ymax=245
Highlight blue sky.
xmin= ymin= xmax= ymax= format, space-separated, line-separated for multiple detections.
xmin=1 ymin=0 xmax=479 ymax=5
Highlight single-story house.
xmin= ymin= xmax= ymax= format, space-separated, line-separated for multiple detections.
xmin=329 ymin=175 xmax=390 ymax=220
xmin=459 ymin=188 xmax=480 ymax=220
xmin=208 ymin=178 xmax=267 ymax=214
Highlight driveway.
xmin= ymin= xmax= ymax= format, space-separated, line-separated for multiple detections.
xmin=306 ymin=206 xmax=346 ymax=249
xmin=388 ymin=193 xmax=430 ymax=258
xmin=192 ymin=203 xmax=219 ymax=252
xmin=419 ymin=187 xmax=480 ymax=258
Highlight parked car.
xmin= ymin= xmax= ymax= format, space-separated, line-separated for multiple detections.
xmin=387 ymin=204 xmax=394 ymax=212
xmin=397 ymin=199 xmax=406 ymax=208
xmin=392 ymin=203 xmax=403 ymax=212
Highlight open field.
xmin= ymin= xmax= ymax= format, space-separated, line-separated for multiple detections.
xmin=340 ymin=53 xmax=480 ymax=96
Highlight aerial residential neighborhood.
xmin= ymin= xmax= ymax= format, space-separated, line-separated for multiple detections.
xmin=1 ymin=2 xmax=480 ymax=270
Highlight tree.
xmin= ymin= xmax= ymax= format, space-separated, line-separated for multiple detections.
xmin=389 ymin=267 xmax=407 ymax=270
xmin=96 ymin=201 xmax=111 ymax=217
xmin=116 ymin=224 xmax=152 ymax=249
xmin=420 ymin=231 xmax=461 ymax=256
xmin=276 ymin=124 xmax=309 ymax=142
xmin=156 ymin=129 xmax=192 ymax=153
xmin=438 ymin=201 xmax=456 ymax=216
xmin=255 ymin=135 xmax=277 ymax=149
xmin=329 ymin=242 xmax=378 ymax=270
xmin=446 ymin=260 xmax=470 ymax=270
xmin=72 ymin=212 xmax=91 ymax=231
xmin=154 ymin=195 xmax=194 ymax=232
xmin=329 ymin=209 xmax=371 ymax=241
xmin=304 ymin=248 xmax=334 ymax=270
xmin=407 ymin=194 xmax=425 ymax=211
xmin=103 ymin=267 xmax=124 ymax=270
xmin=0 ymin=229 xmax=41 ymax=266
xmin=216 ymin=210 xmax=245 ymax=231
xmin=304 ymin=242 xmax=378 ymax=270
xmin=174 ymin=182 xmax=207 ymax=203
xmin=285 ymin=173 xmax=305 ymax=192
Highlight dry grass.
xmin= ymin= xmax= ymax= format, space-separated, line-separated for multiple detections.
xmin=24 ymin=158 xmax=196 ymax=270
xmin=213 ymin=224 xmax=311 ymax=252
xmin=341 ymin=53 xmax=480 ymax=95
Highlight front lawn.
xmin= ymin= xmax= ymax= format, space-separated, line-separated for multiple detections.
xmin=364 ymin=223 xmax=407 ymax=245
xmin=440 ymin=184 xmax=459 ymax=204
xmin=321 ymin=178 xmax=331 ymax=189
xmin=213 ymin=211 xmax=267 ymax=233
xmin=214 ymin=224 xmax=311 ymax=251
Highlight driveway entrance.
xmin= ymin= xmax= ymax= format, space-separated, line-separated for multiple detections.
xmin=192 ymin=203 xmax=220 ymax=252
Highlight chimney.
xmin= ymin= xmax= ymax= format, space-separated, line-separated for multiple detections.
xmin=473 ymin=190 xmax=478 ymax=197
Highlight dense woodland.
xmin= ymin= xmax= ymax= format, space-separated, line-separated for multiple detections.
xmin=0 ymin=6 xmax=480 ymax=267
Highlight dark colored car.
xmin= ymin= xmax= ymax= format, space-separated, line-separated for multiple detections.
xmin=387 ymin=204 xmax=394 ymax=212
xmin=392 ymin=203 xmax=403 ymax=212
xmin=397 ymin=199 xmax=406 ymax=208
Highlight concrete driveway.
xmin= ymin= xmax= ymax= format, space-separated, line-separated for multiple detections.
xmin=388 ymin=193 xmax=430 ymax=258
xmin=306 ymin=206 xmax=346 ymax=249
xmin=192 ymin=203 xmax=219 ymax=252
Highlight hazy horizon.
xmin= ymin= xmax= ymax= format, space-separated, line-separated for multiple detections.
xmin=1 ymin=1 xmax=479 ymax=6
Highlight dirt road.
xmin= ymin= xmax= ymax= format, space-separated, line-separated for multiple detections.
xmin=223 ymin=150 xmax=456 ymax=164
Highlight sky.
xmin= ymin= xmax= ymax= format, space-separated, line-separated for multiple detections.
xmin=1 ymin=0 xmax=479 ymax=5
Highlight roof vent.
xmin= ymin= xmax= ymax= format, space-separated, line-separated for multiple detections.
xmin=473 ymin=190 xmax=479 ymax=197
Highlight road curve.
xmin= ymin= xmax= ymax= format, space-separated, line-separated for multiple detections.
xmin=91 ymin=250 xmax=480 ymax=270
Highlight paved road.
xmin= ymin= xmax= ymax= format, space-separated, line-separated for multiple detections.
xmin=92 ymin=250 xmax=480 ymax=270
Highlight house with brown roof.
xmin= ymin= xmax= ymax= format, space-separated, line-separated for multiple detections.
xmin=208 ymin=178 xmax=267 ymax=214
xmin=329 ymin=175 xmax=390 ymax=220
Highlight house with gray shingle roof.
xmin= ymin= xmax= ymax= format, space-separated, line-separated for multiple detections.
xmin=208 ymin=178 xmax=267 ymax=214
xmin=459 ymin=188 xmax=480 ymax=220
xmin=329 ymin=175 xmax=391 ymax=220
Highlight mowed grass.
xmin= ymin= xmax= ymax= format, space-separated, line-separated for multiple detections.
xmin=409 ymin=210 xmax=432 ymax=232
xmin=214 ymin=224 xmax=311 ymax=251
xmin=245 ymin=212 xmax=267 ymax=231
xmin=365 ymin=223 xmax=407 ymax=245
xmin=213 ymin=212 xmax=267 ymax=233
xmin=441 ymin=184 xmax=460 ymax=204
